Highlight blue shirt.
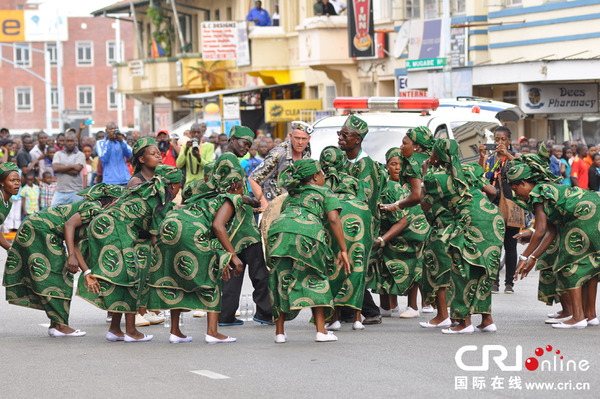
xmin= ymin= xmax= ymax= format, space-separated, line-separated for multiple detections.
xmin=246 ymin=7 xmax=271 ymax=26
xmin=100 ymin=139 xmax=132 ymax=185
xmin=549 ymin=155 xmax=561 ymax=177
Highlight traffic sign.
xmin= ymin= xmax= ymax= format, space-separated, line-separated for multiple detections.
xmin=406 ymin=57 xmax=446 ymax=70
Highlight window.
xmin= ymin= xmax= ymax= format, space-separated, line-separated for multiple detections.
xmin=14 ymin=43 xmax=31 ymax=67
xmin=506 ymin=0 xmax=522 ymax=6
xmin=227 ymin=7 xmax=232 ymax=20
xmin=452 ymin=0 xmax=466 ymax=15
xmin=503 ymin=90 xmax=517 ymax=105
xmin=108 ymin=85 xmax=118 ymax=110
xmin=51 ymin=87 xmax=59 ymax=110
xmin=215 ymin=9 xmax=220 ymax=21
xmin=374 ymin=0 xmax=393 ymax=20
xmin=424 ymin=0 xmax=438 ymax=19
xmin=76 ymin=41 xmax=93 ymax=66
xmin=406 ymin=0 xmax=421 ymax=19
xmin=106 ymin=41 xmax=124 ymax=65
xmin=15 ymin=87 xmax=32 ymax=111
xmin=77 ymin=86 xmax=94 ymax=110
xmin=45 ymin=42 xmax=58 ymax=65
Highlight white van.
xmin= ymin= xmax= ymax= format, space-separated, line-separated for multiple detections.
xmin=310 ymin=97 xmax=525 ymax=164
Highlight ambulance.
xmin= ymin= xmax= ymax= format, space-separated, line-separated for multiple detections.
xmin=310 ymin=96 xmax=526 ymax=164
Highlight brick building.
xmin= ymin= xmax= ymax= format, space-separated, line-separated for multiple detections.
xmin=0 ymin=10 xmax=134 ymax=135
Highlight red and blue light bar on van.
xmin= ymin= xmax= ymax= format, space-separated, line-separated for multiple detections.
xmin=333 ymin=97 xmax=439 ymax=111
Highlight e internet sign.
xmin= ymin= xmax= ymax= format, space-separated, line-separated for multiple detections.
xmin=0 ymin=10 xmax=25 ymax=42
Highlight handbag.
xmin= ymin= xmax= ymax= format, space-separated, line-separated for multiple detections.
xmin=498 ymin=185 xmax=526 ymax=228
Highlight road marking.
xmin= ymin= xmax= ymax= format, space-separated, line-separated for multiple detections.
xmin=190 ymin=370 xmax=230 ymax=379
xmin=39 ymin=323 xmax=50 ymax=328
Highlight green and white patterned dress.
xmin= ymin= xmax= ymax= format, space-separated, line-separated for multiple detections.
xmin=266 ymin=184 xmax=341 ymax=321
xmin=4 ymin=201 xmax=102 ymax=325
xmin=147 ymin=193 xmax=245 ymax=312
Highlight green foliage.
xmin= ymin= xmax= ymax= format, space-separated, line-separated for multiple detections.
xmin=147 ymin=2 xmax=175 ymax=57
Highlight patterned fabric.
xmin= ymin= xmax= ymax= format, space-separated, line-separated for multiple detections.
xmin=39 ymin=182 xmax=57 ymax=210
xmin=0 ymin=162 xmax=19 ymax=175
xmin=343 ymin=114 xmax=368 ymax=138
xmin=154 ymin=164 xmax=182 ymax=184
xmin=432 ymin=139 xmax=469 ymax=198
xmin=147 ymin=193 xmax=246 ymax=312
xmin=279 ymin=159 xmax=320 ymax=195
xmin=0 ymin=197 xmax=12 ymax=230
xmin=506 ymin=150 xmax=561 ymax=185
xmin=398 ymin=151 xmax=428 ymax=186
xmin=3 ymin=200 xmax=102 ymax=325
xmin=21 ymin=184 xmax=39 ymax=215
xmin=132 ymin=137 xmax=157 ymax=174
xmin=229 ymin=125 xmax=255 ymax=144
xmin=77 ymin=183 xmax=124 ymax=201
xmin=249 ymin=140 xmax=311 ymax=202
xmin=266 ymin=184 xmax=341 ymax=321
xmin=385 ymin=147 xmax=402 ymax=163
xmin=406 ymin=126 xmax=434 ymax=152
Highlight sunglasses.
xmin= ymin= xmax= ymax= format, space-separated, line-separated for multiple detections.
xmin=337 ymin=130 xmax=355 ymax=139
xmin=290 ymin=121 xmax=314 ymax=135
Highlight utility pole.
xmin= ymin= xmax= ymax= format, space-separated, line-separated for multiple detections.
xmin=442 ymin=0 xmax=452 ymax=98
xmin=116 ymin=18 xmax=124 ymax=128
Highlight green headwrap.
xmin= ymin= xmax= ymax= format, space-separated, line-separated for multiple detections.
xmin=132 ymin=137 xmax=157 ymax=174
xmin=184 ymin=154 xmax=245 ymax=200
xmin=154 ymin=164 xmax=183 ymax=184
xmin=385 ymin=147 xmax=402 ymax=163
xmin=506 ymin=143 xmax=560 ymax=185
xmin=432 ymin=139 xmax=469 ymax=198
xmin=77 ymin=183 xmax=124 ymax=201
xmin=0 ymin=162 xmax=19 ymax=176
xmin=320 ymin=146 xmax=347 ymax=175
xmin=406 ymin=126 xmax=434 ymax=152
xmin=279 ymin=159 xmax=321 ymax=195
xmin=343 ymin=114 xmax=368 ymax=138
xmin=229 ymin=125 xmax=255 ymax=145
xmin=128 ymin=165 xmax=182 ymax=205
xmin=203 ymin=161 xmax=215 ymax=176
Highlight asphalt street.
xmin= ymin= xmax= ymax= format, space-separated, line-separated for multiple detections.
xmin=0 ymin=247 xmax=598 ymax=399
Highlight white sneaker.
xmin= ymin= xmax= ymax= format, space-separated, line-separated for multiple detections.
xmin=143 ymin=311 xmax=165 ymax=325
xmin=399 ymin=306 xmax=420 ymax=319
xmin=316 ymin=331 xmax=338 ymax=342
xmin=135 ymin=313 xmax=150 ymax=327
xmin=325 ymin=321 xmax=341 ymax=331
xmin=352 ymin=321 xmax=365 ymax=330
xmin=379 ymin=306 xmax=392 ymax=317
xmin=422 ymin=305 xmax=434 ymax=313
xmin=193 ymin=311 xmax=207 ymax=318
xmin=274 ymin=333 xmax=287 ymax=344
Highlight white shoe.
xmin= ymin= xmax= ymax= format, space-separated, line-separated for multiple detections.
xmin=193 ymin=311 xmax=207 ymax=318
xmin=552 ymin=320 xmax=587 ymax=329
xmin=419 ymin=317 xmax=451 ymax=328
xmin=442 ymin=325 xmax=475 ymax=334
xmin=106 ymin=331 xmax=124 ymax=342
xmin=352 ymin=321 xmax=365 ymax=330
xmin=106 ymin=313 xmax=113 ymax=323
xmin=316 ymin=331 xmax=338 ymax=342
xmin=422 ymin=305 xmax=434 ymax=313
xmin=274 ymin=333 xmax=287 ymax=344
xmin=135 ymin=313 xmax=150 ymax=327
xmin=545 ymin=316 xmax=572 ymax=324
xmin=474 ymin=323 xmax=498 ymax=333
xmin=143 ymin=311 xmax=165 ymax=325
xmin=49 ymin=328 xmax=86 ymax=337
xmin=325 ymin=321 xmax=341 ymax=331
xmin=399 ymin=306 xmax=420 ymax=319
xmin=379 ymin=306 xmax=393 ymax=317
xmin=547 ymin=312 xmax=561 ymax=318
xmin=169 ymin=334 xmax=192 ymax=343
xmin=587 ymin=317 xmax=599 ymax=326
xmin=205 ymin=334 xmax=236 ymax=343
xmin=124 ymin=333 xmax=153 ymax=342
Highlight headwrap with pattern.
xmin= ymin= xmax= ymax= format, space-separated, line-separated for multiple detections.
xmin=506 ymin=142 xmax=560 ymax=184
xmin=385 ymin=147 xmax=402 ymax=163
xmin=432 ymin=139 xmax=470 ymax=198
xmin=279 ymin=159 xmax=321 ymax=195
xmin=406 ymin=126 xmax=434 ymax=153
xmin=0 ymin=162 xmax=19 ymax=177
xmin=184 ymin=154 xmax=245 ymax=200
xmin=343 ymin=114 xmax=368 ymax=138
xmin=320 ymin=146 xmax=359 ymax=195
xmin=128 ymin=165 xmax=182 ymax=205
xmin=132 ymin=137 xmax=158 ymax=174
xmin=229 ymin=125 xmax=255 ymax=144
xmin=77 ymin=183 xmax=124 ymax=201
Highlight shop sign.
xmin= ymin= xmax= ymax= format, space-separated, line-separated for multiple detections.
xmin=406 ymin=57 xmax=446 ymax=70
xmin=265 ymin=100 xmax=322 ymax=123
xmin=0 ymin=10 xmax=67 ymax=42
xmin=201 ymin=21 xmax=238 ymax=60
xmin=519 ymin=83 xmax=599 ymax=114
xmin=347 ymin=0 xmax=374 ymax=58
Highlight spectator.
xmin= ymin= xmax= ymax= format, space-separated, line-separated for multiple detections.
xmin=51 ymin=132 xmax=86 ymax=206
xmin=0 ymin=138 xmax=12 ymax=163
xmin=549 ymin=145 xmax=562 ymax=177
xmin=213 ymin=133 xmax=228 ymax=159
xmin=208 ymin=132 xmax=219 ymax=146
xmin=256 ymin=140 xmax=269 ymax=161
xmin=98 ymin=122 xmax=132 ymax=185
xmin=520 ymin=145 xmax=531 ymax=154
xmin=314 ymin=0 xmax=337 ymax=16
xmin=511 ymin=140 xmax=520 ymax=153
xmin=560 ymin=145 xmax=573 ymax=186
xmin=4 ymin=170 xmax=23 ymax=232
xmin=16 ymin=134 xmax=42 ymax=176
xmin=273 ymin=138 xmax=282 ymax=146
xmin=29 ymin=131 xmax=48 ymax=176
xmin=588 ymin=153 xmax=600 ymax=191
xmin=0 ymin=127 xmax=9 ymax=139
xmin=38 ymin=145 xmax=56 ymax=179
xmin=21 ymin=172 xmax=39 ymax=217
xmin=156 ymin=130 xmax=180 ymax=167
xmin=82 ymin=143 xmax=94 ymax=188
xmin=55 ymin=133 xmax=65 ymax=151
xmin=584 ymin=145 xmax=597 ymax=169
xmin=131 ymin=130 xmax=141 ymax=141
xmin=246 ymin=1 xmax=271 ymax=26
xmin=272 ymin=4 xmax=280 ymax=26
xmin=527 ymin=137 xmax=538 ymax=151
xmin=571 ymin=144 xmax=589 ymax=189
xmin=39 ymin=171 xmax=57 ymax=210
xmin=176 ymin=122 xmax=215 ymax=187
xmin=249 ymin=121 xmax=312 ymax=209
xmin=241 ymin=144 xmax=262 ymax=177
xmin=178 ymin=129 xmax=192 ymax=148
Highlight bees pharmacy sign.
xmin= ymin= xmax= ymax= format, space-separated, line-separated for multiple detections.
xmin=519 ymin=83 xmax=598 ymax=114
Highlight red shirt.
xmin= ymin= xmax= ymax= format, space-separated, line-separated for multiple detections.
xmin=571 ymin=156 xmax=589 ymax=190
xmin=161 ymin=147 xmax=178 ymax=167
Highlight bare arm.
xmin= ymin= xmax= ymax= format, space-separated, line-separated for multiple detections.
xmin=514 ymin=203 xmax=551 ymax=280
xmin=373 ymin=217 xmax=407 ymax=251
xmin=483 ymin=183 xmax=497 ymax=202
xmin=248 ymin=177 xmax=268 ymax=209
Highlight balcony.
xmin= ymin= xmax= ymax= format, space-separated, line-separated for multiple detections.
xmin=238 ymin=26 xmax=291 ymax=85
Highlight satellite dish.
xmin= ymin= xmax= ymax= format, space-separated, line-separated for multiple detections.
xmin=393 ymin=22 xmax=410 ymax=59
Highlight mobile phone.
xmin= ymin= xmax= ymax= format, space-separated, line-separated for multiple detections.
xmin=484 ymin=143 xmax=496 ymax=151
xmin=84 ymin=119 xmax=95 ymax=126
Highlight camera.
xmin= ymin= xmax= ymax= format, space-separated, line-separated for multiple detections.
xmin=484 ymin=143 xmax=496 ymax=151
xmin=192 ymin=138 xmax=200 ymax=149
xmin=114 ymin=129 xmax=123 ymax=137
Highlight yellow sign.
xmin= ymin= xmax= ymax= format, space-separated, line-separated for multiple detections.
xmin=265 ymin=99 xmax=322 ymax=123
xmin=0 ymin=10 xmax=25 ymax=42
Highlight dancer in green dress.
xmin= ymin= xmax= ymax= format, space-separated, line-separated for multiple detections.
xmin=428 ymin=139 xmax=504 ymax=334
xmin=3 ymin=184 xmax=124 ymax=337
xmin=319 ymin=146 xmax=372 ymax=330
xmin=371 ymin=148 xmax=430 ymax=317
xmin=267 ymin=159 xmax=350 ymax=343
xmin=508 ymin=150 xmax=600 ymax=329
xmin=147 ymin=153 xmax=248 ymax=344
xmin=0 ymin=163 xmax=21 ymax=251
xmin=79 ymin=165 xmax=182 ymax=342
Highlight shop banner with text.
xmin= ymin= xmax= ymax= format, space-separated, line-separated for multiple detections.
xmin=347 ymin=0 xmax=374 ymax=58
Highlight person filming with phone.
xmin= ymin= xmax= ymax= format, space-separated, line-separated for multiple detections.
xmin=176 ymin=122 xmax=214 ymax=187
xmin=97 ymin=121 xmax=132 ymax=186
xmin=478 ymin=126 xmax=523 ymax=295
